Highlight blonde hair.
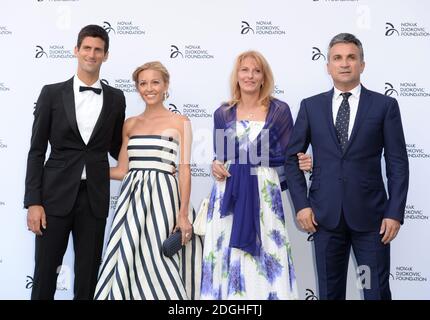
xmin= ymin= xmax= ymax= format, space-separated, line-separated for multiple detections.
xmin=132 ymin=61 xmax=170 ymax=88
xmin=228 ymin=50 xmax=274 ymax=108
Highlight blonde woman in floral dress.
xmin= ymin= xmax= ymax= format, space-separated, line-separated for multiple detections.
xmin=201 ymin=51 xmax=311 ymax=300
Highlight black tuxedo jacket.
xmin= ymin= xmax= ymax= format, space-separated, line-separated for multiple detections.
xmin=24 ymin=77 xmax=126 ymax=218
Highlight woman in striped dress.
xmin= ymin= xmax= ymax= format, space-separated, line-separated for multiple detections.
xmin=94 ymin=61 xmax=202 ymax=300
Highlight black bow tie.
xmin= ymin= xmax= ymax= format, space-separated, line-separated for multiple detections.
xmin=79 ymin=86 xmax=102 ymax=94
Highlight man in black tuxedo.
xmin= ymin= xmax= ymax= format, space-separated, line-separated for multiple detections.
xmin=24 ymin=25 xmax=126 ymax=300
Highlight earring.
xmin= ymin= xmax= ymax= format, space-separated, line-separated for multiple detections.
xmin=164 ymin=92 xmax=169 ymax=100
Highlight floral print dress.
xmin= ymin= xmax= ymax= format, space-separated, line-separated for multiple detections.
xmin=200 ymin=120 xmax=298 ymax=300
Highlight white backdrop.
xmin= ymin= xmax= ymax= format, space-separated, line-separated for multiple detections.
xmin=0 ymin=0 xmax=429 ymax=300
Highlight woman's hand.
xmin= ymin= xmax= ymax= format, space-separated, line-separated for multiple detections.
xmin=212 ymin=160 xmax=230 ymax=181
xmin=297 ymin=152 xmax=312 ymax=172
xmin=175 ymin=212 xmax=193 ymax=245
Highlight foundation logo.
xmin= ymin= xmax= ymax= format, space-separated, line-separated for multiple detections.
xmin=170 ymin=102 xmax=213 ymax=118
xmin=114 ymin=79 xmax=137 ymax=93
xmin=385 ymin=23 xmax=400 ymax=36
xmin=394 ymin=266 xmax=427 ymax=282
xmin=102 ymin=20 xmax=145 ymax=36
xmin=168 ymin=104 xmax=182 ymax=114
xmin=170 ymin=45 xmax=183 ymax=58
xmin=407 ymin=143 xmax=430 ymax=159
xmin=102 ymin=21 xmax=116 ymax=34
xmin=103 ymin=78 xmax=137 ymax=93
xmin=190 ymin=163 xmax=211 ymax=178
xmin=384 ymin=82 xmax=430 ymax=97
xmin=25 ymin=276 xmax=33 ymax=289
xmin=384 ymin=82 xmax=398 ymax=96
xmin=307 ymin=232 xmax=314 ymax=242
xmin=305 ymin=288 xmax=318 ymax=300
xmin=0 ymin=83 xmax=10 ymax=92
xmin=35 ymin=46 xmax=48 ymax=58
xmin=240 ymin=20 xmax=286 ymax=36
xmin=241 ymin=21 xmax=254 ymax=34
xmin=312 ymin=47 xmax=326 ymax=61
xmin=405 ymin=204 xmax=428 ymax=221
xmin=385 ymin=22 xmax=430 ymax=37
xmin=0 ymin=25 xmax=12 ymax=36
xmin=183 ymin=103 xmax=212 ymax=118
xmin=169 ymin=45 xmax=214 ymax=60
xmin=35 ymin=44 xmax=74 ymax=59
xmin=110 ymin=195 xmax=118 ymax=210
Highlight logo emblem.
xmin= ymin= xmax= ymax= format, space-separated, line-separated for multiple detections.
xmin=385 ymin=23 xmax=399 ymax=36
xmin=170 ymin=45 xmax=183 ymax=58
xmin=35 ymin=46 xmax=47 ymax=58
xmin=169 ymin=103 xmax=181 ymax=114
xmin=241 ymin=21 xmax=255 ymax=34
xmin=384 ymin=82 xmax=399 ymax=96
xmin=312 ymin=47 xmax=326 ymax=61
xmin=25 ymin=276 xmax=33 ymax=289
xmin=103 ymin=21 xmax=116 ymax=34
xmin=305 ymin=289 xmax=318 ymax=300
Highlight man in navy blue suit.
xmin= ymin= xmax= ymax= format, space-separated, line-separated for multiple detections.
xmin=285 ymin=33 xmax=409 ymax=300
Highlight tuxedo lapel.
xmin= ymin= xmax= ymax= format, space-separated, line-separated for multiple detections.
xmin=62 ymin=77 xmax=85 ymax=144
xmin=88 ymin=82 xmax=112 ymax=144
xmin=322 ymin=89 xmax=342 ymax=154
xmin=343 ymin=86 xmax=372 ymax=154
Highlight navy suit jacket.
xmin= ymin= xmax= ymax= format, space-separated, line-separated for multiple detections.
xmin=285 ymin=86 xmax=409 ymax=231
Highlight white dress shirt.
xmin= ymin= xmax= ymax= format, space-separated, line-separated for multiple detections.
xmin=332 ymin=84 xmax=361 ymax=139
xmin=73 ymin=75 xmax=103 ymax=179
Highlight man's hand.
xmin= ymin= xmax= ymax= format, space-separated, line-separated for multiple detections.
xmin=27 ymin=205 xmax=47 ymax=236
xmin=380 ymin=218 xmax=401 ymax=244
xmin=212 ymin=160 xmax=230 ymax=181
xmin=297 ymin=152 xmax=312 ymax=172
xmin=296 ymin=207 xmax=318 ymax=233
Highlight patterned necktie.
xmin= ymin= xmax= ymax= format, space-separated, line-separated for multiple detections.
xmin=335 ymin=92 xmax=352 ymax=151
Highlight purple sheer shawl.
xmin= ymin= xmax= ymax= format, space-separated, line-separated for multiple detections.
xmin=213 ymin=98 xmax=293 ymax=256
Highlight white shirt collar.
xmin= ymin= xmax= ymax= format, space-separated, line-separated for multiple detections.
xmin=73 ymin=74 xmax=102 ymax=91
xmin=333 ymin=83 xmax=361 ymax=101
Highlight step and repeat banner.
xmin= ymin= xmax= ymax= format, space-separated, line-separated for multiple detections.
xmin=0 ymin=0 xmax=429 ymax=299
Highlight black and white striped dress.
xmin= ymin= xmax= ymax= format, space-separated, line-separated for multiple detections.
xmin=94 ymin=135 xmax=203 ymax=300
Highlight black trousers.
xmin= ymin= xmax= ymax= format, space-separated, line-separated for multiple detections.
xmin=31 ymin=181 xmax=107 ymax=300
